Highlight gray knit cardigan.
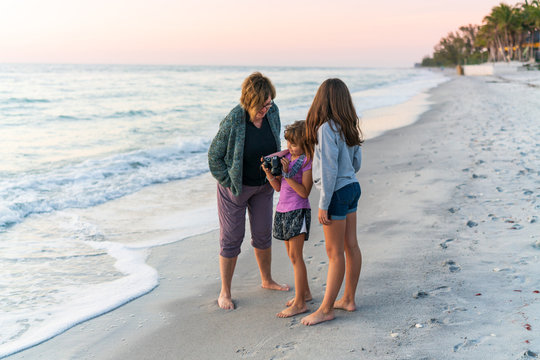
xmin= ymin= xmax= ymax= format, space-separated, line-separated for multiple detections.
xmin=208 ymin=104 xmax=281 ymax=196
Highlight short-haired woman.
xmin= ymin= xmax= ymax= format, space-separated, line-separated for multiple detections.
xmin=208 ymin=72 xmax=290 ymax=310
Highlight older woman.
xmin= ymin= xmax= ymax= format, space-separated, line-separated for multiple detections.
xmin=208 ymin=72 xmax=289 ymax=310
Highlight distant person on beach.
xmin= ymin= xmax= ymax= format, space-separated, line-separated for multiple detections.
xmin=208 ymin=72 xmax=289 ymax=310
xmin=301 ymin=78 xmax=363 ymax=326
xmin=262 ymin=120 xmax=313 ymax=318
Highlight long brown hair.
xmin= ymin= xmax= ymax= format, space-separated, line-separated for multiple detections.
xmin=240 ymin=72 xmax=276 ymax=121
xmin=305 ymin=78 xmax=363 ymax=155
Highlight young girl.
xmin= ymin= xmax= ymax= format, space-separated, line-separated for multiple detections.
xmin=262 ymin=121 xmax=313 ymax=318
xmin=301 ymin=78 xmax=363 ymax=326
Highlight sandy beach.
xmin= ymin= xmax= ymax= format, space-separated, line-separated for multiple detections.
xmin=7 ymin=71 xmax=540 ymax=360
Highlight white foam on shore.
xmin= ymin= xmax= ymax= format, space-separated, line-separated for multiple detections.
xmin=0 ymin=172 xmax=219 ymax=359
xmin=0 ymin=241 xmax=158 ymax=359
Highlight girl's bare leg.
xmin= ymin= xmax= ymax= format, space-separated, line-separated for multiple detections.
xmin=285 ymin=238 xmax=312 ymax=306
xmin=254 ymin=247 xmax=290 ymax=291
xmin=301 ymin=220 xmax=346 ymax=325
xmin=334 ymin=211 xmax=362 ymax=311
xmin=277 ymin=234 xmax=310 ymax=317
xmin=285 ymin=293 xmax=312 ymax=307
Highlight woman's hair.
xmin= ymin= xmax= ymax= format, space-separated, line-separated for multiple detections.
xmin=305 ymin=78 xmax=363 ymax=154
xmin=240 ymin=72 xmax=276 ymax=121
xmin=284 ymin=120 xmax=311 ymax=159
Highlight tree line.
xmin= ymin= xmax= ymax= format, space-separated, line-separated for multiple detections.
xmin=422 ymin=1 xmax=540 ymax=66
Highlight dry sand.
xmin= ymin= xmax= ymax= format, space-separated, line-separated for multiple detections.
xmin=7 ymin=72 xmax=540 ymax=360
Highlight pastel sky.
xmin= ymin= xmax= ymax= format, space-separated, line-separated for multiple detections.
xmin=0 ymin=0 xmax=510 ymax=67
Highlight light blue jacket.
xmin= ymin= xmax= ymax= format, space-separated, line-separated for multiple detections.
xmin=312 ymin=120 xmax=362 ymax=210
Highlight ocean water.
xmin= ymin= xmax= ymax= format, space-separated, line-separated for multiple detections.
xmin=0 ymin=64 xmax=447 ymax=357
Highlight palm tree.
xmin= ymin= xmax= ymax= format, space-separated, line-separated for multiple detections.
xmin=481 ymin=12 xmax=506 ymax=61
xmin=482 ymin=3 xmax=522 ymax=61
xmin=476 ymin=24 xmax=496 ymax=61
xmin=422 ymin=0 xmax=540 ymax=66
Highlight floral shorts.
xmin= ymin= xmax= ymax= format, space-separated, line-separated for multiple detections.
xmin=273 ymin=208 xmax=311 ymax=241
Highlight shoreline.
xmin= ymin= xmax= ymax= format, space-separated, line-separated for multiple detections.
xmin=6 ymin=72 xmax=540 ymax=359
xmin=361 ymin=91 xmax=433 ymax=140
xmin=0 ymin=79 xmax=441 ymax=359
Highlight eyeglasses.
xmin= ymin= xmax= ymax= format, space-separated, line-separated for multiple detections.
xmin=259 ymin=100 xmax=273 ymax=112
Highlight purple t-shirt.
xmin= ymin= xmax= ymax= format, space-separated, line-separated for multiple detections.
xmin=276 ymin=153 xmax=312 ymax=213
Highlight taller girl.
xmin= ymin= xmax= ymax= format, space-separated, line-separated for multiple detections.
xmin=301 ymin=78 xmax=363 ymax=326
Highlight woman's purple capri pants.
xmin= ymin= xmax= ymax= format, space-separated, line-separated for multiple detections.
xmin=217 ymin=183 xmax=274 ymax=258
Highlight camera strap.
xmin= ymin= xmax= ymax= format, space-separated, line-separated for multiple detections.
xmin=283 ymin=154 xmax=305 ymax=178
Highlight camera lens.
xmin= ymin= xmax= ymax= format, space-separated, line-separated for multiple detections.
xmin=271 ymin=156 xmax=281 ymax=176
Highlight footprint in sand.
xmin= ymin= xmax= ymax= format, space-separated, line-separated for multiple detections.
xmin=523 ymin=350 xmax=538 ymax=358
xmin=275 ymin=341 xmax=298 ymax=350
xmin=413 ymin=291 xmax=429 ymax=299
xmin=288 ymin=318 xmax=300 ymax=327
xmin=443 ymin=260 xmax=461 ymax=273
xmin=271 ymin=341 xmax=298 ymax=358
xmin=430 ymin=286 xmax=451 ymax=296
xmin=453 ymin=338 xmax=479 ymax=352
xmin=454 ymin=335 xmax=496 ymax=352
xmin=488 ymin=214 xmax=500 ymax=221
xmin=467 ymin=220 xmax=478 ymax=228
xmin=440 ymin=238 xmax=454 ymax=249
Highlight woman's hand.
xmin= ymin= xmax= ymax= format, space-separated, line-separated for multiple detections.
xmin=318 ymin=209 xmax=331 ymax=225
xmin=280 ymin=157 xmax=290 ymax=173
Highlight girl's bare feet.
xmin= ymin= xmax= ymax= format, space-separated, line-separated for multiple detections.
xmin=218 ymin=293 xmax=235 ymax=310
xmin=333 ymin=298 xmax=356 ymax=311
xmin=277 ymin=303 xmax=308 ymax=318
xmin=286 ymin=293 xmax=312 ymax=307
xmin=261 ymin=280 xmax=290 ymax=291
xmin=301 ymin=309 xmax=335 ymax=326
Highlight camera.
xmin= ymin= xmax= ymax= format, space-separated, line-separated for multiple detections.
xmin=263 ymin=155 xmax=282 ymax=176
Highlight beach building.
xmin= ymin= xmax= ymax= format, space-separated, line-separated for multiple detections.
xmin=525 ymin=29 xmax=540 ymax=62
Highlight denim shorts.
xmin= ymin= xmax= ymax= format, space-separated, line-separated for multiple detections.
xmin=328 ymin=182 xmax=361 ymax=220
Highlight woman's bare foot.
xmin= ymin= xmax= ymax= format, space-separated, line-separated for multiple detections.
xmin=261 ymin=280 xmax=290 ymax=291
xmin=301 ymin=309 xmax=335 ymax=326
xmin=286 ymin=293 xmax=312 ymax=307
xmin=333 ymin=298 xmax=356 ymax=311
xmin=277 ymin=303 xmax=308 ymax=318
xmin=218 ymin=293 xmax=235 ymax=310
